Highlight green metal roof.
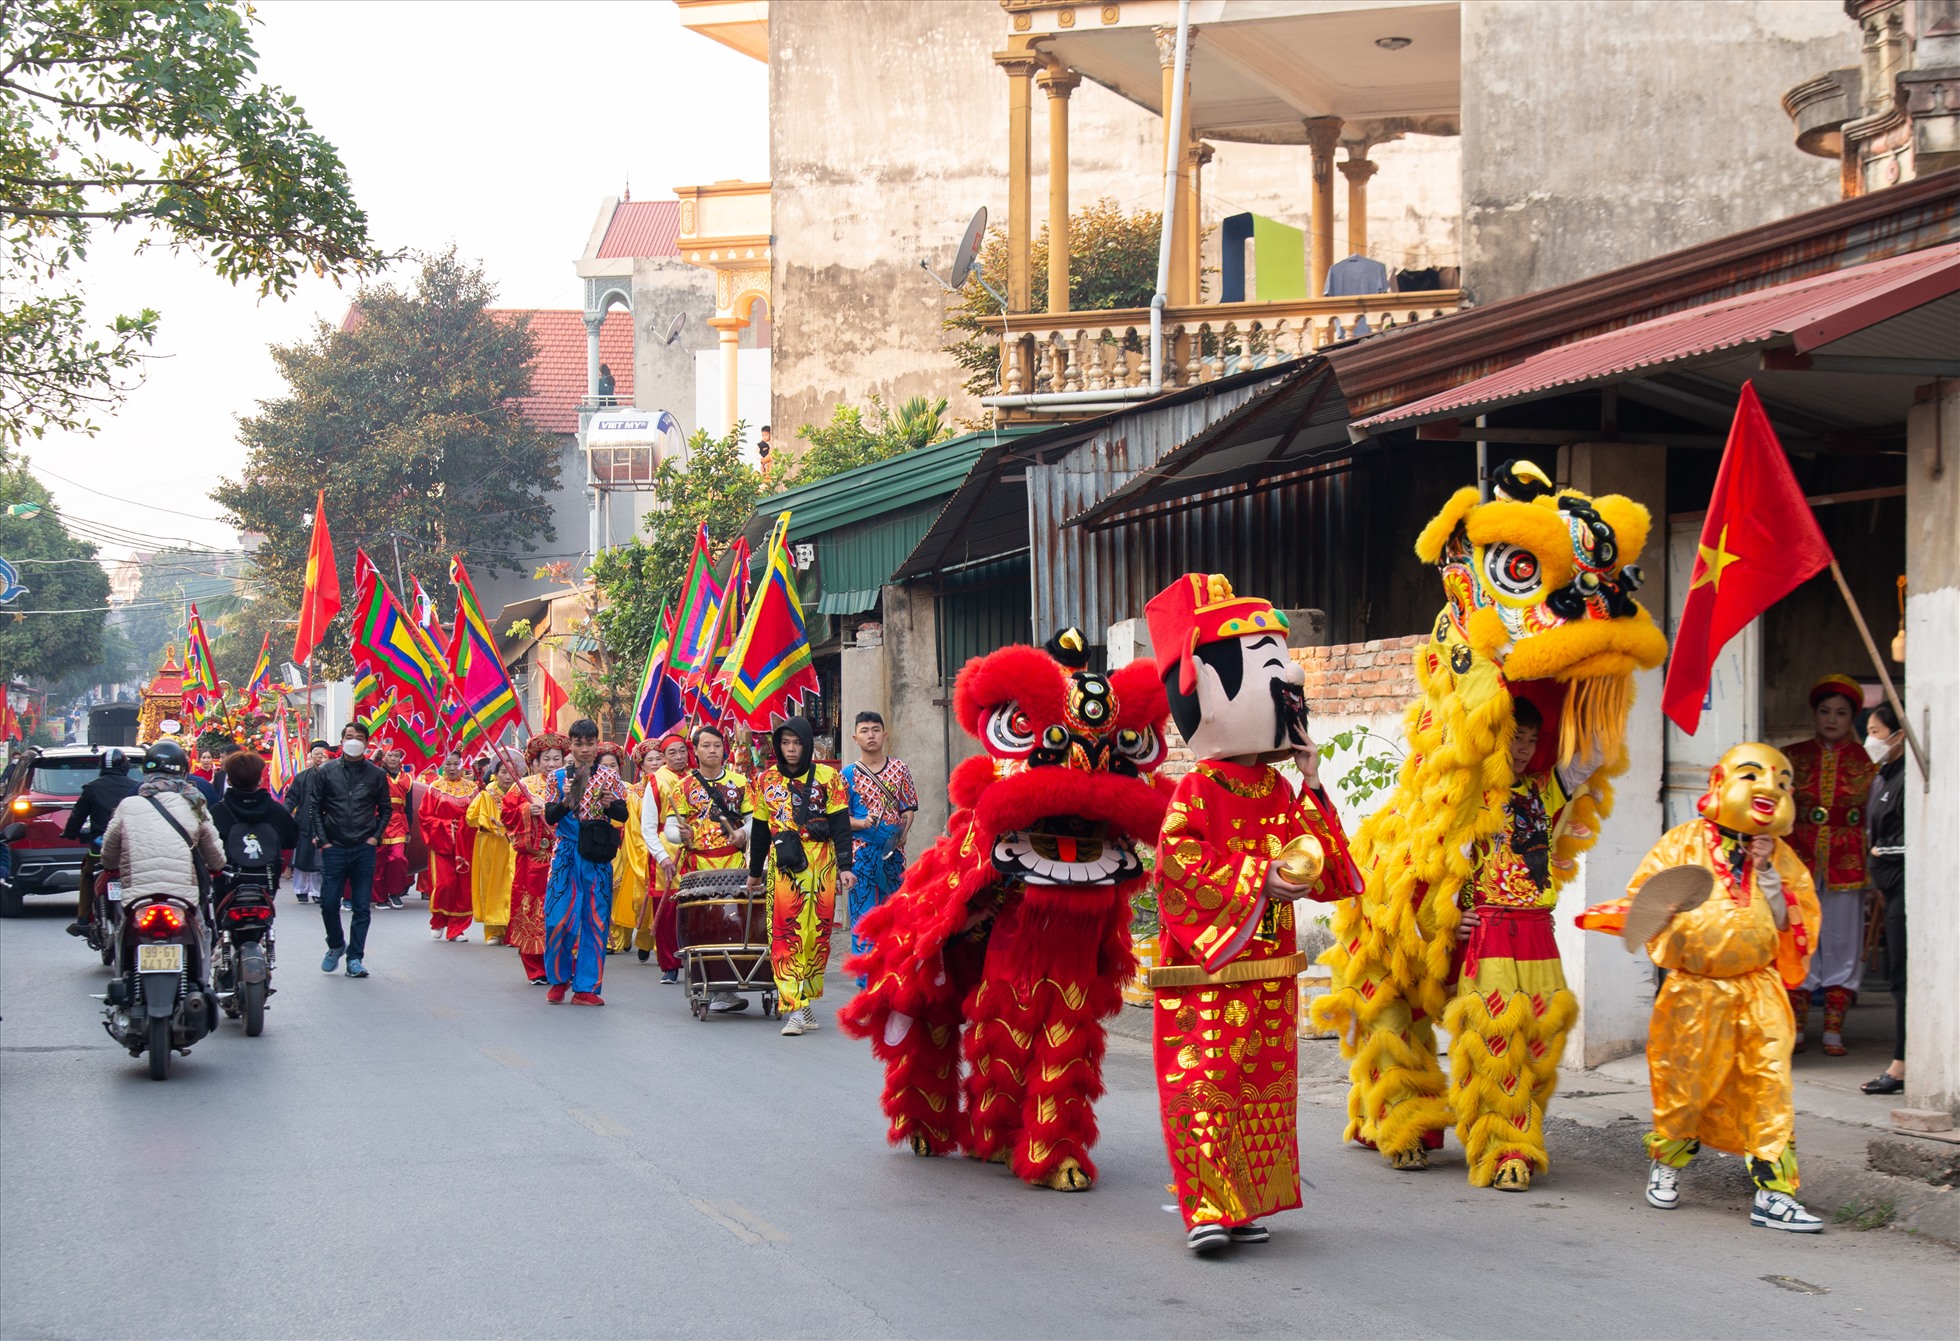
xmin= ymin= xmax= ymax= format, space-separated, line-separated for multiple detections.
xmin=755 ymin=425 xmax=1047 ymax=540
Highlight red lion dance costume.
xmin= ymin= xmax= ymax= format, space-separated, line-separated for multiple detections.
xmin=841 ymin=633 xmax=1171 ymax=1192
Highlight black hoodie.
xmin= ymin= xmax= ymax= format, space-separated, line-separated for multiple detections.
xmin=748 ymin=716 xmax=851 ymax=879
xmin=211 ymin=786 xmax=300 ymax=876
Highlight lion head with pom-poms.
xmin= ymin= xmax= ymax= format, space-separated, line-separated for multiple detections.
xmin=950 ymin=628 xmax=1172 ymax=891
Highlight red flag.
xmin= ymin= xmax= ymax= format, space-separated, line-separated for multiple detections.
xmin=293 ymin=490 xmax=342 ymax=663
xmin=1661 ymin=382 xmax=1832 ymax=734
xmin=537 ymin=664 xmax=569 ymax=733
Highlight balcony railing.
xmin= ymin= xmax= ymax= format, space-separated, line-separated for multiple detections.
xmin=993 ymin=293 xmax=1461 ymax=406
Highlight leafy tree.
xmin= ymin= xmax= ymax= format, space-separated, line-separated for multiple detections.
xmin=0 ymin=0 xmax=384 ymax=445
xmin=792 ymin=394 xmax=951 ymax=482
xmin=213 ymin=250 xmax=562 ymax=676
xmin=942 ymin=198 xmax=1164 ymax=397
xmin=0 ymin=458 xmax=108 ymax=681
xmin=115 ymin=546 xmax=245 ymax=680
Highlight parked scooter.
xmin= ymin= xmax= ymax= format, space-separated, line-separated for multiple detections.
xmin=209 ymin=868 xmax=277 ymax=1036
xmin=102 ymin=879 xmax=215 ymax=1080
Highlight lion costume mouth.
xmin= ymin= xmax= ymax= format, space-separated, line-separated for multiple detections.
xmin=992 ymin=817 xmax=1144 ymax=886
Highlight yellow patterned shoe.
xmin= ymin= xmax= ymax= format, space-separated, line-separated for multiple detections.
xmin=1492 ymin=1158 xmax=1531 ymax=1192
xmin=909 ymin=1133 xmax=937 ymax=1157
xmin=1391 ymin=1147 xmax=1430 ymax=1172
xmin=1041 ymin=1157 xmax=1093 ymax=1191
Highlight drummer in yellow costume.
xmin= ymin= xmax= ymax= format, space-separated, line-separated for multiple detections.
xmin=1579 ymin=743 xmax=1823 ymax=1232
xmin=467 ymin=757 xmax=517 ymax=944
xmin=746 ymin=717 xmax=853 ymax=1037
xmin=668 ymin=723 xmax=752 ymax=1011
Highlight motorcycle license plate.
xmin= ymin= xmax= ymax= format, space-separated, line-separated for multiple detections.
xmin=105 ymin=882 xmax=122 ymax=902
xmin=137 ymin=943 xmax=183 ymax=973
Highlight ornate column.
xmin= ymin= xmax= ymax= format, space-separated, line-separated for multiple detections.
xmin=1338 ymin=150 xmax=1379 ymax=261
xmin=1184 ymin=141 xmax=1214 ymax=305
xmin=583 ymin=312 xmax=605 ymax=398
xmin=1156 ymin=25 xmax=1199 ymax=306
xmin=1039 ymin=67 xmax=1081 ymax=315
xmin=707 ymin=316 xmax=745 ymax=436
xmin=995 ymin=48 xmax=1044 ymax=312
xmin=1304 ymin=117 xmax=1344 ymax=296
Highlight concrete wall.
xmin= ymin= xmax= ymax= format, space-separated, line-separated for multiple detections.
xmin=769 ymin=0 xmax=1460 ymax=437
xmin=1903 ymin=386 xmax=1959 ymax=1116
xmin=630 ymin=257 xmax=718 ymax=438
xmin=1460 ymin=0 xmax=1854 ymax=302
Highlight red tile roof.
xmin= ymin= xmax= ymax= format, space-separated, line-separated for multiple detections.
xmin=494 ymin=309 xmax=634 ymax=436
xmin=596 ymin=200 xmax=682 ymax=259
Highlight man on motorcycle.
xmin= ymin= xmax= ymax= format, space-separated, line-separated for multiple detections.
xmin=63 ymin=748 xmax=141 ymax=937
xmin=98 ymin=742 xmax=225 ymax=938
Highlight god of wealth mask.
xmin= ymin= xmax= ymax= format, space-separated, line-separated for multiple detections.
xmin=1697 ymin=743 xmax=1796 ymax=837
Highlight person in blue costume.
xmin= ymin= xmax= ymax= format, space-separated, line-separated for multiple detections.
xmin=542 ymin=719 xmax=629 ymax=1006
xmin=842 ymin=711 xmax=918 ymax=980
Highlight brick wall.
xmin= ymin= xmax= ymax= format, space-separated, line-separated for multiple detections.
xmin=1294 ymin=635 xmax=1422 ymax=715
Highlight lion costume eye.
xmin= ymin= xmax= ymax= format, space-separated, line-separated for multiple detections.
xmin=1113 ymin=725 xmax=1167 ymax=772
xmin=985 ymin=703 xmax=1038 ymax=758
xmin=1484 ymin=543 xmax=1543 ymax=600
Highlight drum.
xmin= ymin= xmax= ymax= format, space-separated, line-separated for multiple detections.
xmin=674 ymin=869 xmax=768 ymax=952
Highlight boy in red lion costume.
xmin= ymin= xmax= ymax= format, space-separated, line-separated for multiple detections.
xmin=841 ymin=630 xmax=1172 ymax=1193
xmin=1143 ymin=574 xmax=1363 ymax=1253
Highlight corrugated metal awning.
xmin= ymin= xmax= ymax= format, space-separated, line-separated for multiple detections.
xmin=1351 ymin=241 xmax=1960 ymax=435
xmin=816 ymin=589 xmax=879 ymax=615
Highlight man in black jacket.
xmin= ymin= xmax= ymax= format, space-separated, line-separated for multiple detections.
xmin=62 ymin=748 xmax=140 ymax=937
xmin=282 ymin=739 xmax=331 ymax=903
xmin=307 ymin=723 xmax=392 ymax=979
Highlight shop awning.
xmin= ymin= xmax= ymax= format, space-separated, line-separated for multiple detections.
xmin=1351 ymin=240 xmax=1960 ymax=437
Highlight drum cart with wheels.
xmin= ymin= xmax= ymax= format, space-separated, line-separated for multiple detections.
xmin=673 ymin=869 xmax=778 ymax=1020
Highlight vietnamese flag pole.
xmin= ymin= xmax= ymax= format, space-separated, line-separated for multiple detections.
xmin=1661 ymin=382 xmax=1923 ymax=776
xmin=537 ymin=662 xmax=569 ymax=734
xmin=293 ymin=490 xmax=342 ymax=739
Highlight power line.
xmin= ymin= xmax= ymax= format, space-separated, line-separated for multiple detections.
xmin=21 ymin=460 xmax=235 ymax=525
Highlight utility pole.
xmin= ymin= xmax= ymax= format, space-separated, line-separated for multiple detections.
xmin=385 ymin=530 xmax=409 ymax=598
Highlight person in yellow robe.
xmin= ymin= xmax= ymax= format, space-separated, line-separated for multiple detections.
xmin=467 ymin=757 xmax=517 ymax=943
xmin=1580 ymin=742 xmax=1823 ymax=1232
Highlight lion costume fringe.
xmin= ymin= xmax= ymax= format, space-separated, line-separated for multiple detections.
xmin=1312 ymin=467 xmax=1668 ymax=1184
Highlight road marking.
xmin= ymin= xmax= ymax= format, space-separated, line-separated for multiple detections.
xmin=689 ymin=1198 xmax=787 ymax=1244
xmin=482 ymin=1047 xmax=531 ymax=1069
xmin=567 ymin=1108 xmax=628 ymax=1138
xmin=1762 ymin=1276 xmax=1829 ymax=1295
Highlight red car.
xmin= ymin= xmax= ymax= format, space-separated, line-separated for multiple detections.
xmin=0 ymin=744 xmax=146 ymax=917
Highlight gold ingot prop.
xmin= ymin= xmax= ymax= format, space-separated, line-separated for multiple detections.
xmin=1274 ymin=834 xmax=1324 ymax=886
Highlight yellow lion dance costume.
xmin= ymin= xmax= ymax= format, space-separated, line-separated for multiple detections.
xmin=1312 ymin=462 xmax=1668 ymax=1186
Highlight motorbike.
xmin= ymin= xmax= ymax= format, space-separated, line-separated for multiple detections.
xmin=209 ymin=868 xmax=277 ymax=1036
xmin=83 ymin=841 xmax=121 ymax=967
xmin=101 ymin=878 xmax=215 ymax=1080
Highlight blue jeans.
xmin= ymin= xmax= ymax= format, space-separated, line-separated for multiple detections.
xmin=318 ymin=844 xmax=376 ymax=959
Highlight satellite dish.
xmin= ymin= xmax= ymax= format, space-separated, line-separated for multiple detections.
xmin=663 ymin=312 xmax=687 ymax=346
xmin=949 ymin=206 xmax=988 ymax=288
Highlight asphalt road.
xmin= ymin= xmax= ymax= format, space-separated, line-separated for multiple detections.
xmin=3 ymin=898 xmax=1955 ymax=1341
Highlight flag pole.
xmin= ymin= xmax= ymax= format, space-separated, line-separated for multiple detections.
xmin=1827 ymin=559 xmax=1927 ymax=782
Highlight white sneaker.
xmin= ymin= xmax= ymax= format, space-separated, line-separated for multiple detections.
xmin=801 ymin=1006 xmax=819 ymax=1031
xmin=1751 ymin=1189 xmax=1823 ymax=1233
xmin=781 ymin=1011 xmax=806 ymax=1036
xmin=1645 ymin=1160 xmax=1680 ymax=1210
xmin=429 ymin=928 xmax=444 ymax=940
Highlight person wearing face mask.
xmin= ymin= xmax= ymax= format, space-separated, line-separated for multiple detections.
xmin=1861 ymin=702 xmax=1908 ymax=1096
xmin=307 ymin=723 xmax=393 ymax=979
xmin=1782 ymin=675 xmax=1877 ymax=1056
xmin=746 ymin=716 xmax=853 ymax=1036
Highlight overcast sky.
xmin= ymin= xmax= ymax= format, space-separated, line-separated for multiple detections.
xmin=21 ymin=0 xmax=768 ymax=559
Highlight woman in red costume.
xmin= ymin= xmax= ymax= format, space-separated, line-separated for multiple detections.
xmin=419 ymin=747 xmax=480 ymax=942
xmin=502 ymin=733 xmax=568 ymax=985
xmin=1782 ymin=674 xmax=1875 ymax=1055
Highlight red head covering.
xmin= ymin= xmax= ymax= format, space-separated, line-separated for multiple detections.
xmin=1143 ymin=573 xmax=1291 ymax=694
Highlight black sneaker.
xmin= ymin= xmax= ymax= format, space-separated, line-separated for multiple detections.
xmin=637 ymin=949 xmax=651 ymax=963
xmin=1186 ymin=1224 xmax=1230 ymax=1253
xmin=1228 ymin=1223 xmax=1269 ymax=1244
xmin=389 ymin=896 xmax=405 ymax=909
xmin=64 ymin=921 xmax=90 ymax=938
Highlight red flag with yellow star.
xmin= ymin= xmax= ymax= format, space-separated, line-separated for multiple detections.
xmin=1661 ymin=381 xmax=1832 ymax=733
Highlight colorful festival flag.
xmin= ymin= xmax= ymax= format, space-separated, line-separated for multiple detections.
xmin=347 ymin=550 xmax=447 ymax=725
xmin=717 ymin=512 xmax=819 ymax=729
xmin=243 ymin=631 xmax=275 ymax=712
xmin=1661 ymin=382 xmax=1833 ymax=734
xmin=670 ymin=524 xmax=726 ymax=682
xmin=293 ymin=490 xmax=342 ymax=664
xmin=445 ymin=557 xmax=523 ymax=747
xmin=184 ymin=604 xmax=220 ymax=710
xmin=627 ymin=602 xmax=684 ymax=745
